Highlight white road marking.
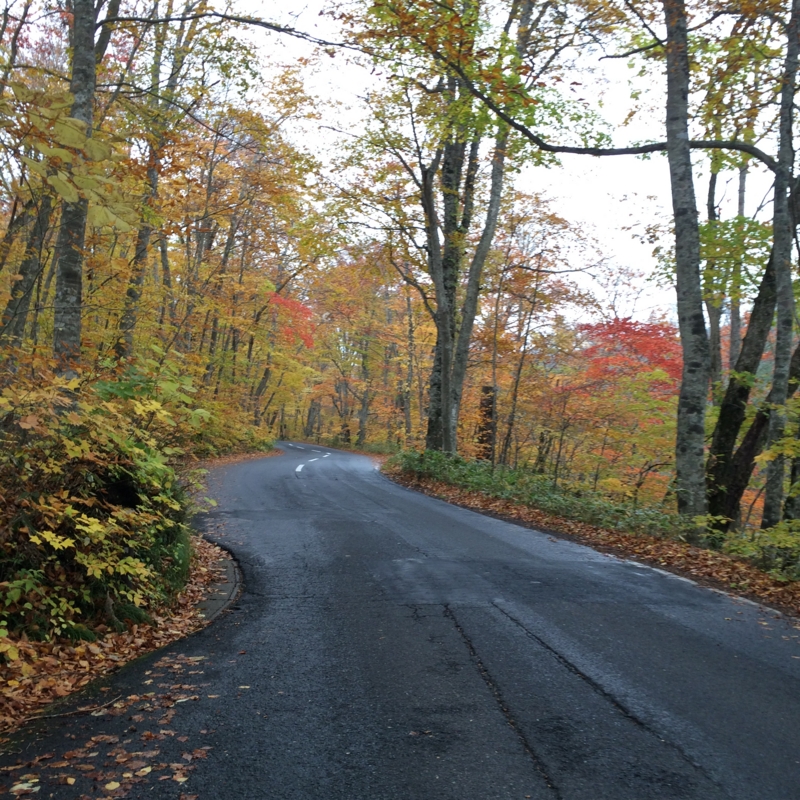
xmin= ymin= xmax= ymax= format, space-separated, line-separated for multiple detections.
xmin=323 ymin=454 xmax=330 ymax=458
xmin=296 ymin=446 xmax=305 ymax=450
xmin=295 ymin=464 xmax=304 ymax=473
xmin=309 ymin=458 xmax=319 ymax=462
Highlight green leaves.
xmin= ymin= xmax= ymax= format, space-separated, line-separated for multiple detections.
xmin=47 ymin=173 xmax=79 ymax=204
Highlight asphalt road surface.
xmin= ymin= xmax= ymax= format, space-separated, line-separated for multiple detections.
xmin=3 ymin=444 xmax=800 ymax=799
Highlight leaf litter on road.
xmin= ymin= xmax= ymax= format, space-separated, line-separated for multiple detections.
xmin=0 ymin=651 xmax=218 ymax=797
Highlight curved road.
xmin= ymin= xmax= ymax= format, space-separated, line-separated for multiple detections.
xmin=3 ymin=444 xmax=800 ymax=799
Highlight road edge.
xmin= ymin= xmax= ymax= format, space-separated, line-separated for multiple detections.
xmin=196 ymin=539 xmax=242 ymax=623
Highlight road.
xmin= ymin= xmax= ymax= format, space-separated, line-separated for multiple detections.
xmin=2 ymin=444 xmax=800 ymax=799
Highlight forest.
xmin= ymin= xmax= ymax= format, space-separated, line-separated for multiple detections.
xmin=0 ymin=0 xmax=798 ymax=647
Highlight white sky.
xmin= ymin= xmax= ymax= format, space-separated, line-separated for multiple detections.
xmin=236 ymin=1 xmax=775 ymax=323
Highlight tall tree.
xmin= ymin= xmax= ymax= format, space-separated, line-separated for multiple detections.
xmin=662 ymin=0 xmax=708 ymax=519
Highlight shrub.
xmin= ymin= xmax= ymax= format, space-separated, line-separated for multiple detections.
xmin=0 ymin=356 xmax=207 ymax=638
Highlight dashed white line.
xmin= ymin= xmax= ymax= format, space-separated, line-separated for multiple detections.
xmin=296 ymin=446 xmax=305 ymax=450
xmin=309 ymin=458 xmax=319 ymax=462
xmin=323 ymin=454 xmax=330 ymax=458
xmin=295 ymin=464 xmax=304 ymax=473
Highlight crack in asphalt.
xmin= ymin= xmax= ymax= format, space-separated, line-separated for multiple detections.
xmin=491 ymin=601 xmax=725 ymax=793
xmin=443 ymin=604 xmax=563 ymax=799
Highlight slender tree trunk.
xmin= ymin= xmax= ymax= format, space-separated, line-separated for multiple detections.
xmin=663 ymin=0 xmax=709 ymax=521
xmin=500 ymin=305 xmax=534 ymax=466
xmin=158 ymin=233 xmax=177 ymax=331
xmin=0 ymin=195 xmax=53 ymax=343
xmin=449 ymin=132 xmax=509 ymax=441
xmin=723 ymin=342 xmax=800 ymax=525
xmin=356 ymin=338 xmax=372 ymax=447
xmin=475 ymin=385 xmax=496 ymax=460
xmin=489 ymin=269 xmax=505 ymax=466
xmin=0 ymin=197 xmax=34 ymax=277
xmin=729 ymin=165 xmax=747 ymax=368
xmin=404 ymin=293 xmax=414 ymax=442
xmin=761 ymin=0 xmax=799 ymax=528
xmin=705 ymin=171 xmax=723 ymax=402
xmin=707 ymin=251 xmax=776 ymax=528
xmin=115 ymin=156 xmax=158 ymax=358
xmin=52 ymin=0 xmax=96 ymax=368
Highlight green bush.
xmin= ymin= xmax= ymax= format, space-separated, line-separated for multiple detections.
xmin=724 ymin=521 xmax=800 ymax=581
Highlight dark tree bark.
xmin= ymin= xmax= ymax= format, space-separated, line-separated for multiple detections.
xmin=722 ymin=343 xmax=800 ymax=526
xmin=115 ymin=158 xmax=157 ymax=358
xmin=0 ymin=195 xmax=53 ymax=343
xmin=476 ymin=385 xmax=496 ymax=460
xmin=0 ymin=197 xmax=34 ymax=278
xmin=417 ymin=1 xmax=533 ymax=453
xmin=706 ymin=251 xmax=776 ymax=528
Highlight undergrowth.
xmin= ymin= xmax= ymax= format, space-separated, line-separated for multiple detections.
xmin=0 ymin=350 xmax=271 ymax=645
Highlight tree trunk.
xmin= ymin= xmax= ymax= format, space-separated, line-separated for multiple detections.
xmin=476 ymin=385 xmax=496 ymax=460
xmin=761 ymin=0 xmax=799 ymax=529
xmin=499 ymin=305 xmax=535 ymax=466
xmin=422 ymin=3 xmax=532 ymax=454
xmin=705 ymin=170 xmax=723 ymax=402
xmin=404 ymin=293 xmax=414 ymax=442
xmin=52 ymin=0 xmax=96 ymax=368
xmin=0 ymin=194 xmax=53 ymax=344
xmin=722 ymin=345 xmax=800 ymax=525
xmin=115 ymin=156 xmax=158 ymax=358
xmin=729 ymin=165 xmax=747 ymax=368
xmin=449 ymin=132 xmax=509 ymax=441
xmin=663 ymin=0 xmax=709 ymax=520
xmin=706 ymin=250 xmax=776 ymax=528
xmin=0 ymin=197 xmax=34 ymax=278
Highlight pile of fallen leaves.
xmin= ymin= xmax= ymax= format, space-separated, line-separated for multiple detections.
xmin=0 ymin=537 xmax=230 ymax=737
xmin=387 ymin=468 xmax=800 ymax=619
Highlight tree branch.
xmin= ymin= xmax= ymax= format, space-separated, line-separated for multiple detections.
xmin=438 ymin=57 xmax=778 ymax=171
xmin=97 ymin=11 xmax=359 ymax=51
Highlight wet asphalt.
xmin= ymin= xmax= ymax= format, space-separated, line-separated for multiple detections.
xmin=2 ymin=444 xmax=800 ymax=799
